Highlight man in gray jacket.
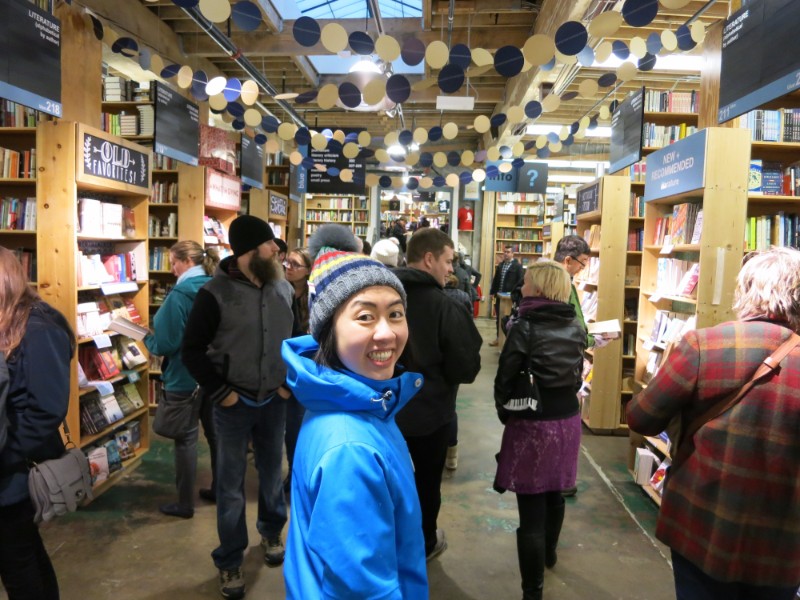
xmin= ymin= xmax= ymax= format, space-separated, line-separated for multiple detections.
xmin=183 ymin=215 xmax=293 ymax=600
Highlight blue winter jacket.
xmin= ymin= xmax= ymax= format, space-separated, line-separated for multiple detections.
xmin=281 ymin=335 xmax=429 ymax=600
xmin=145 ymin=271 xmax=210 ymax=393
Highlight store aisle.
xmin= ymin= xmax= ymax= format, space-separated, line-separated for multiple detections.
xmin=18 ymin=319 xmax=675 ymax=600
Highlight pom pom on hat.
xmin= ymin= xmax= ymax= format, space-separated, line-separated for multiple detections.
xmin=308 ymin=224 xmax=406 ymax=340
xmin=370 ymin=239 xmax=400 ymax=267
xmin=229 ymin=215 xmax=275 ymax=257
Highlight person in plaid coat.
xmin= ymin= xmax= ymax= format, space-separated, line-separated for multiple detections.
xmin=627 ymin=247 xmax=800 ymax=600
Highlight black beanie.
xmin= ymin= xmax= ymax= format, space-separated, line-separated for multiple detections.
xmin=229 ymin=215 xmax=275 ymax=257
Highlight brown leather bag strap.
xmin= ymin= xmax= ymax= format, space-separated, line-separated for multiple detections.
xmin=673 ymin=332 xmax=800 ymax=469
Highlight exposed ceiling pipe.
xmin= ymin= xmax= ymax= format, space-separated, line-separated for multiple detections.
xmin=446 ymin=0 xmax=455 ymax=50
xmin=179 ymin=6 xmax=307 ymax=128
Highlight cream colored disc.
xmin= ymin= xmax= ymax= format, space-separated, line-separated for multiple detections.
xmin=208 ymin=92 xmax=228 ymax=111
xmin=413 ymin=127 xmax=428 ymax=144
xmin=474 ymin=115 xmax=491 ymax=134
xmin=588 ymin=11 xmax=623 ymax=37
xmin=358 ymin=131 xmax=372 ymax=146
xmin=541 ymin=94 xmax=561 ymax=113
xmin=240 ymin=80 xmax=260 ymax=105
xmin=433 ymin=152 xmax=447 ymax=168
xmin=339 ymin=168 xmax=353 ymax=182
xmin=498 ymin=162 xmax=513 ymax=173
xmin=512 ymin=141 xmax=525 ymax=156
xmin=661 ymin=30 xmax=678 ymax=52
xmin=383 ymin=131 xmax=397 ymax=147
xmin=149 ymin=54 xmax=165 ymax=79
xmin=523 ymin=34 xmax=555 ymax=66
xmin=375 ymin=148 xmax=389 ymax=163
xmin=244 ymin=108 xmax=261 ymax=127
xmin=505 ymin=106 xmax=524 ymax=124
xmin=536 ymin=135 xmax=548 ymax=149
xmin=691 ymin=21 xmax=706 ymax=44
xmin=595 ymin=40 xmax=613 ymax=63
xmin=446 ymin=173 xmax=460 ymax=188
xmin=375 ymin=35 xmax=401 ymax=63
xmin=265 ymin=138 xmax=280 ymax=153
xmin=311 ymin=133 xmax=328 ymax=151
xmin=289 ymin=151 xmax=303 ymax=166
xmin=443 ymin=122 xmax=458 ymax=140
xmin=471 ymin=48 xmax=494 ymax=67
xmin=425 ymin=40 xmax=449 ymax=69
xmin=405 ymin=151 xmax=419 ymax=166
xmin=579 ymin=116 xmax=591 ymax=129
xmin=366 ymin=173 xmax=380 ymax=186
xmin=317 ymin=84 xmax=339 ymax=110
xmin=521 ymin=58 xmax=533 ymax=73
xmin=559 ymin=126 xmax=570 ymax=141
xmin=333 ymin=129 xmax=346 ymax=143
xmin=391 ymin=177 xmax=404 ymax=188
xmin=487 ymin=147 xmax=500 ymax=161
xmin=199 ymin=0 xmax=231 ymax=23
xmin=221 ymin=112 xmax=234 ymax=124
xmin=274 ymin=92 xmax=298 ymax=100
xmin=461 ymin=150 xmax=474 ymax=166
xmin=177 ymin=65 xmax=193 ymax=89
xmin=277 ymin=122 xmax=296 ymax=140
xmin=206 ymin=76 xmax=227 ymax=96
xmin=343 ymin=142 xmax=360 ymax=159
xmin=314 ymin=163 xmax=326 ymax=172
xmin=579 ymin=79 xmax=599 ymax=98
xmin=599 ymin=105 xmax=611 ymax=120
xmin=363 ymin=78 xmax=386 ymax=105
xmin=617 ymin=61 xmax=638 ymax=81
xmin=630 ymin=37 xmax=648 ymax=59
xmin=472 ymin=168 xmax=486 ymax=182
xmin=550 ymin=140 xmax=563 ymax=153
xmin=321 ymin=23 xmax=348 ymax=53
xmin=554 ymin=50 xmax=577 ymax=65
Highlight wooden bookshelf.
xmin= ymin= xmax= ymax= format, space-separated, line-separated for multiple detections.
xmin=304 ymin=193 xmax=370 ymax=242
xmin=492 ymin=191 xmax=544 ymax=267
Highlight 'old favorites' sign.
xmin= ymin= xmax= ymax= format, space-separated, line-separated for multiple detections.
xmin=82 ymin=132 xmax=149 ymax=189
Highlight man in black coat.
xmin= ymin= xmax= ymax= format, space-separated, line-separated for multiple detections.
xmin=394 ymin=228 xmax=482 ymax=561
xmin=489 ymin=245 xmax=524 ymax=346
xmin=390 ymin=217 xmax=408 ymax=253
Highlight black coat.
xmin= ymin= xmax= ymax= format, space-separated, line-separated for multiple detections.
xmin=490 ymin=259 xmax=524 ymax=295
xmin=390 ymin=223 xmax=407 ymax=253
xmin=494 ymin=302 xmax=586 ymax=422
xmin=393 ymin=267 xmax=482 ymax=436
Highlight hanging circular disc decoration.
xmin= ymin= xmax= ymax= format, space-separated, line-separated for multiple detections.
xmin=199 ymin=0 xmax=231 ymax=23
xmin=431 ymin=175 xmax=444 ymax=187
xmin=599 ymin=105 xmax=611 ymax=120
xmin=343 ymin=142 xmax=360 ymax=159
xmin=293 ymin=16 xmax=320 ymax=47
xmin=617 ymin=61 xmax=638 ymax=81
xmin=638 ymin=53 xmax=657 ymax=72
xmin=588 ymin=115 xmax=599 ymax=129
xmin=474 ymin=149 xmax=488 ymax=162
xmin=630 ymin=36 xmax=648 ymax=59
xmin=447 ymin=151 xmax=460 ymax=166
xmin=365 ymin=174 xmax=379 ymax=186
xmin=661 ymin=29 xmax=678 ymax=52
xmin=487 ymin=147 xmax=501 ymax=162
xmin=550 ymin=140 xmax=563 ymax=153
xmin=254 ymin=133 xmax=267 ymax=144
xmin=333 ymin=128 xmax=346 ymax=142
xmin=339 ymin=168 xmax=353 ymax=182
xmin=375 ymin=35 xmax=401 ymax=62
xmin=512 ymin=158 xmax=525 ymax=169
xmin=338 ymin=82 xmax=362 ymax=109
xmin=490 ymin=113 xmax=507 ymax=128
xmin=474 ymin=115 xmax=491 ymax=133
xmin=554 ymin=21 xmax=588 ymax=56
xmin=524 ymin=100 xmax=543 ymax=120
xmin=420 ymin=177 xmax=433 ymax=189
xmin=349 ymin=31 xmax=374 ymax=56
xmin=425 ymin=40 xmax=449 ymax=69
xmin=449 ymin=44 xmax=472 ymax=69
xmin=265 ymin=138 xmax=280 ymax=153
xmin=240 ymin=79 xmax=260 ymax=105
xmin=541 ymin=94 xmax=561 ymax=113
xmin=406 ymin=177 xmax=419 ymax=190
xmin=294 ymin=127 xmax=311 ymax=146
xmin=419 ymin=152 xmax=433 ymax=167
xmin=223 ymin=78 xmax=242 ymax=101
xmin=622 ymin=0 xmax=659 ymax=28
xmin=327 ymin=167 xmax=340 ymax=177
xmin=433 ymin=152 xmax=447 ymax=168
xmin=561 ymin=91 xmax=579 ymax=102
xmin=413 ymin=127 xmax=428 ymax=144
xmin=278 ymin=122 xmax=297 ymax=140
xmin=354 ymin=131 xmax=368 ymax=147
xmin=295 ymin=89 xmax=318 ymax=104
xmin=646 ymin=32 xmax=663 ymax=55
xmin=471 ymin=47 xmax=494 ymax=67
xmin=206 ymin=76 xmax=227 ymax=96
xmin=386 ymin=75 xmax=411 ymax=104
xmin=578 ymin=79 xmax=599 ymax=98
xmin=524 ymin=140 xmax=537 ymax=151
xmin=401 ymin=37 xmax=426 ymax=66
xmin=191 ymin=70 xmax=209 ymax=101
xmin=445 ymin=173 xmax=459 ymax=187
xmin=498 ymin=162 xmax=512 ymax=174
xmin=406 ymin=151 xmax=420 ymax=165
xmin=499 ymin=145 xmax=512 ymax=159
xmin=231 ymin=119 xmax=245 ymax=131
xmin=559 ymin=126 xmax=570 ymax=141
xmin=676 ymin=24 xmax=697 ymax=51
xmin=438 ymin=64 xmax=465 ymax=94
xmin=301 ymin=156 xmax=316 ymax=169
xmin=535 ymin=135 xmax=547 ymax=149
xmin=361 ymin=78 xmax=386 ymax=106
xmin=289 ymin=151 xmax=303 ymax=166
xmin=384 ymin=131 xmax=399 ymax=147
xmin=327 ymin=139 xmax=343 ymax=154
xmin=609 ymin=99 xmax=619 ymax=113
xmin=612 ymin=40 xmax=630 ymax=60
xmin=461 ymin=150 xmax=475 ymax=166
xmin=522 ymin=34 xmax=556 ymax=66
xmin=177 ymin=65 xmax=194 ymax=89
xmin=485 ymin=164 xmax=499 ymax=178
xmin=443 ymin=122 xmax=459 ymax=140
xmin=344 ymin=131 xmax=358 ymax=143
xmin=459 ymin=171 xmax=473 ymax=184
xmin=232 ymin=1 xmax=262 ymax=32
xmin=428 ymin=126 xmax=443 ymax=142
xmin=374 ymin=149 xmax=389 ymax=163
xmin=540 ymin=57 xmax=556 ymax=72
xmin=577 ymin=45 xmax=595 ymax=67
xmin=261 ymin=115 xmax=279 ymax=132
xmin=588 ymin=11 xmax=623 ymax=37
xmin=494 ymin=45 xmax=524 ymax=78
xmin=472 ymin=168 xmax=486 ymax=182
xmin=598 ymin=72 xmax=617 ymax=87
xmin=149 ymin=54 xmax=165 ymax=77
xmin=379 ymin=175 xmax=392 ymax=188
xmin=546 ymin=132 xmax=560 ymax=144
xmin=507 ymin=106 xmax=524 ymax=124
xmin=691 ymin=21 xmax=706 ymax=44
xmin=317 ymin=83 xmax=339 ymax=109
xmin=570 ymin=121 xmax=580 ymax=134
xmin=321 ymin=23 xmax=348 ymax=53
xmin=111 ymin=37 xmax=138 ymax=57
xmin=595 ymin=40 xmax=613 ymax=63
xmin=398 ymin=129 xmax=413 ymax=146
xmin=536 ymin=147 xmax=550 ymax=159
xmin=209 ymin=93 xmax=228 ymax=111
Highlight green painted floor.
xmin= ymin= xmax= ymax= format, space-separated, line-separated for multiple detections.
xmin=11 ymin=318 xmax=676 ymax=599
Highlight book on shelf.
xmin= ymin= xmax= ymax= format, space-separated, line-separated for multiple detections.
xmin=86 ymin=446 xmax=109 ymax=484
xmin=108 ymin=315 xmax=150 ymax=341
xmin=122 ymin=383 xmax=145 ymax=409
xmin=100 ymin=393 xmax=124 ymax=425
xmin=120 ymin=339 xmax=147 ymax=369
xmin=634 ymin=448 xmax=658 ymax=485
xmin=128 ymin=420 xmax=142 ymax=449
xmin=587 ymin=319 xmax=621 ymax=339
xmin=115 ymin=428 xmax=135 ymax=460
xmin=104 ymin=439 xmax=123 ymax=473
xmin=689 ymin=210 xmax=703 ymax=245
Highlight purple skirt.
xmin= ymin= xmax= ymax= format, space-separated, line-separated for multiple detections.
xmin=494 ymin=413 xmax=581 ymax=495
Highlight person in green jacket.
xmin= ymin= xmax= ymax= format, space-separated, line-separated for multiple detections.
xmin=145 ymin=241 xmax=219 ymax=518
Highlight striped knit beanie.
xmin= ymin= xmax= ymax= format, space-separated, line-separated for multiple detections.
xmin=307 ymin=224 xmax=407 ymax=340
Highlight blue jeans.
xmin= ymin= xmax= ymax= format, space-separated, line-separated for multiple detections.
xmin=672 ymin=550 xmax=798 ymax=600
xmin=211 ymin=398 xmax=287 ymax=570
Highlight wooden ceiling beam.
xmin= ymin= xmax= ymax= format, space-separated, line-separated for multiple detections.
xmin=255 ymin=0 xmax=283 ymax=33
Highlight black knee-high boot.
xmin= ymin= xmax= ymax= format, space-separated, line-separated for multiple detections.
xmin=545 ymin=496 xmax=565 ymax=568
xmin=516 ymin=528 xmax=545 ymax=600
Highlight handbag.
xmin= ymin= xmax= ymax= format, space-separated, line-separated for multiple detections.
xmin=669 ymin=332 xmax=800 ymax=471
xmin=28 ymin=422 xmax=93 ymax=524
xmin=152 ymin=387 xmax=202 ymax=440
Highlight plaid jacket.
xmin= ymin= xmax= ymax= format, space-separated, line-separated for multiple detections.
xmin=627 ymin=320 xmax=800 ymax=586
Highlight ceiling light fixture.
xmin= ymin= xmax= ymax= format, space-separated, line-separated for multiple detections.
xmin=349 ymin=58 xmax=383 ymax=74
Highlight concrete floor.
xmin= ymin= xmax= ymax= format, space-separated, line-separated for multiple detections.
xmin=9 ymin=319 xmax=676 ymax=599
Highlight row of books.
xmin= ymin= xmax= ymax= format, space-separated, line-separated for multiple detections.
xmin=583 ymin=224 xmax=601 ymax=250
xmin=100 ymin=105 xmax=154 ymax=137
xmin=149 ymin=246 xmax=173 ymax=272
xmin=78 ymin=198 xmax=136 ymax=239
xmin=643 ymin=123 xmax=698 ymax=148
xmin=515 ymin=216 xmax=539 ymax=227
xmin=493 ymin=241 xmax=543 ymax=254
xmin=102 ymin=77 xmax=152 ymax=103
xmin=305 ymin=210 xmax=362 ymax=222
xmin=266 ymin=170 xmax=289 ymax=186
xmin=151 ymin=181 xmax=178 ymax=204
xmin=654 ymin=258 xmax=700 ymax=298
xmin=154 ymin=154 xmax=179 ymax=170
xmin=11 ymin=248 xmax=36 ymax=282
xmin=579 ymin=290 xmax=598 ymax=322
xmin=648 ymin=309 xmax=697 ymax=350
xmin=734 ymin=108 xmax=800 ymax=143
xmin=630 ymin=160 xmax=647 ymax=183
xmin=496 ymin=227 xmax=542 ymax=241
xmin=748 ymin=160 xmax=800 ymax=196
xmin=78 ymin=336 xmax=146 ymax=385
xmin=744 ymin=213 xmax=800 ymax=251
xmin=76 ymin=292 xmax=141 ymax=339
xmin=0 ymin=145 xmax=36 ymax=179
xmin=669 ymin=203 xmax=702 ymax=246
xmin=202 ymin=216 xmax=228 ymax=245
xmin=0 ymin=196 xmax=36 ymax=231
xmin=149 ymin=378 xmax=165 ymax=406
xmin=149 ymin=213 xmax=177 ymax=238
xmin=77 ymin=244 xmax=140 ymax=287
xmin=628 ymin=228 xmax=644 ymax=252
xmin=498 ymin=203 xmax=539 ymax=216
xmin=625 ymin=265 xmax=641 ymax=287
xmin=644 ymin=89 xmax=698 ymax=114
xmin=629 ymin=194 xmax=645 ymax=217
xmin=0 ymin=100 xmax=39 ymax=128
xmin=622 ymin=333 xmax=637 ymax=356
xmin=85 ymin=426 xmax=141 ymax=486
xmin=79 ymin=382 xmax=146 ymax=438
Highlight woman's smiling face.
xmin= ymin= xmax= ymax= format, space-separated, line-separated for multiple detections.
xmin=334 ymin=286 xmax=408 ymax=380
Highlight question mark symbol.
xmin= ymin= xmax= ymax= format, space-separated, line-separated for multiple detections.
xmin=528 ymin=168 xmax=538 ymax=187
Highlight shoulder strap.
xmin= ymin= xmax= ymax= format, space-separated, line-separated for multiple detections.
xmin=673 ymin=332 xmax=800 ymax=468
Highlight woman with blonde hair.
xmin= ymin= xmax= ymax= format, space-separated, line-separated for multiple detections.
xmin=628 ymin=246 xmax=800 ymax=600
xmin=493 ymin=259 xmax=586 ymax=600
xmin=0 ymin=247 xmax=74 ymax=599
xmin=145 ymin=241 xmax=219 ymax=517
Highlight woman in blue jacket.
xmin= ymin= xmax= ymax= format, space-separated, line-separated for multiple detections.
xmin=0 ymin=246 xmax=74 ymax=600
xmin=145 ymin=241 xmax=218 ymax=518
xmin=281 ymin=225 xmax=428 ymax=599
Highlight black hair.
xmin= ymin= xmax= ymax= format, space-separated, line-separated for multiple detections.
xmin=313 ymin=316 xmax=346 ymax=371
xmin=554 ymin=235 xmax=591 ymax=263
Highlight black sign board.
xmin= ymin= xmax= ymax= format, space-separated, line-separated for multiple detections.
xmin=0 ymin=0 xmax=61 ymax=117
xmin=82 ymin=132 xmax=149 ymax=188
xmin=576 ymin=181 xmax=600 ymax=215
xmin=269 ymin=192 xmax=287 ymax=217
xmin=516 ymin=162 xmax=549 ymax=194
xmin=719 ymin=0 xmax=800 ymax=123
xmin=240 ymin=134 xmax=264 ymax=189
xmin=438 ymin=200 xmax=450 ymax=212
xmin=154 ymin=82 xmax=199 ymax=166
xmin=610 ymin=87 xmax=645 ymax=174
xmin=307 ymin=128 xmax=366 ymax=194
